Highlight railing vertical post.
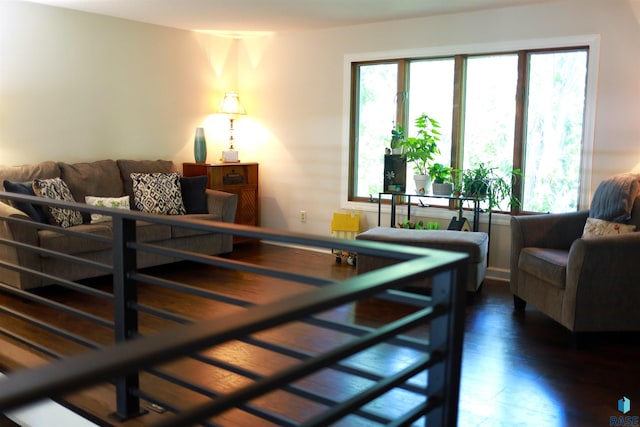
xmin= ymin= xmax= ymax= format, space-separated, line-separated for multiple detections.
xmin=110 ymin=215 xmax=144 ymax=420
xmin=426 ymin=266 xmax=467 ymax=427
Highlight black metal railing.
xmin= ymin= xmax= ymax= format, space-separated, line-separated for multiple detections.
xmin=0 ymin=192 xmax=468 ymax=426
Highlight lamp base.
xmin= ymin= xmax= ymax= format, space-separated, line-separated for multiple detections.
xmin=222 ymin=150 xmax=240 ymax=163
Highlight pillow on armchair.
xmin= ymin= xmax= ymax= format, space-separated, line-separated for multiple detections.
xmin=589 ymin=173 xmax=640 ymax=223
xmin=582 ymin=217 xmax=636 ymax=239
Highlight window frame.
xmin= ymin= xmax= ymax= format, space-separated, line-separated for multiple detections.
xmin=342 ymin=36 xmax=600 ymax=215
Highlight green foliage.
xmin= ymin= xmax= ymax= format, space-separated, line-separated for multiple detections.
xmin=400 ymin=113 xmax=441 ymax=176
xmin=462 ymin=163 xmax=523 ymax=211
xmin=428 ymin=163 xmax=453 ymax=184
xmin=400 ymin=219 xmax=425 ymax=229
xmin=399 ymin=219 xmax=440 ymax=230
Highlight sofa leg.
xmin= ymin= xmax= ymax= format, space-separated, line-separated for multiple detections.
xmin=513 ymin=295 xmax=526 ymax=312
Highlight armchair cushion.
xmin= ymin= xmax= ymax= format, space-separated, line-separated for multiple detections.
xmin=518 ymin=248 xmax=568 ymax=289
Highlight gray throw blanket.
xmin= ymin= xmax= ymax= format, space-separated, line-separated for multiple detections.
xmin=590 ymin=173 xmax=640 ymax=222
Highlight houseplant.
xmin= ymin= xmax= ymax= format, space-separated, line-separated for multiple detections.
xmin=462 ymin=162 xmax=522 ymax=211
xmin=428 ymin=163 xmax=453 ymax=195
xmin=399 ymin=113 xmax=441 ymax=195
xmin=390 ymin=125 xmax=405 ymax=155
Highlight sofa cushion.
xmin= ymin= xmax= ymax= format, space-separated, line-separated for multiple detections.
xmin=518 ymin=247 xmax=568 ymax=289
xmin=84 ymin=195 xmax=130 ymax=224
xmin=2 ymin=180 xmax=48 ymax=223
xmin=60 ymin=160 xmax=124 ymax=223
xmin=0 ymin=161 xmax=60 ymax=184
xmin=117 ymin=159 xmax=176 ymax=209
xmin=32 ymin=178 xmax=83 ymax=228
xmin=131 ymin=172 xmax=186 ymax=215
xmin=39 ymin=223 xmax=113 ymax=255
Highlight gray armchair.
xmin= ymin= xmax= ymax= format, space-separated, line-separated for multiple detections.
xmin=510 ymin=174 xmax=640 ymax=333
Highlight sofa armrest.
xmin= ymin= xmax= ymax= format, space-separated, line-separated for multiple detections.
xmin=205 ymin=190 xmax=238 ymax=223
xmin=562 ymin=232 xmax=640 ymax=331
xmin=0 ymin=200 xmax=42 ymax=288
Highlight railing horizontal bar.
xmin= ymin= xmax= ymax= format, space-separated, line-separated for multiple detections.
xmin=129 ymin=302 xmax=191 ymax=326
xmin=182 ymin=310 xmax=432 ymax=393
xmin=0 ymin=283 xmax=113 ymax=329
xmin=186 ymin=336 xmax=428 ymax=403
xmin=130 ymin=273 xmax=254 ymax=310
xmin=0 ymin=258 xmax=113 ymax=300
xmin=0 ymin=327 xmax=63 ymax=360
xmin=141 ymin=314 xmax=432 ymax=426
xmin=379 ymin=288 xmax=433 ymax=307
xmin=133 ymin=243 xmax=335 ymax=287
xmin=388 ymin=400 xmax=437 ymax=427
xmin=0 ymin=305 xmax=101 ymax=350
xmin=142 ymin=367 xmax=301 ymax=427
xmin=302 ymin=315 xmax=430 ymax=352
xmin=301 ymin=353 xmax=434 ymax=427
xmin=152 ymin=303 xmax=439 ymax=426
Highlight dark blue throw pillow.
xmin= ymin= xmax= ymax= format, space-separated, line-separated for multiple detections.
xmin=180 ymin=176 xmax=208 ymax=214
xmin=3 ymin=180 xmax=48 ymax=223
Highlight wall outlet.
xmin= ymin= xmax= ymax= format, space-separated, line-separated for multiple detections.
xmin=300 ymin=210 xmax=307 ymax=223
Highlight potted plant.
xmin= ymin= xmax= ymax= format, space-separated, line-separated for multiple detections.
xmin=429 ymin=163 xmax=453 ymax=195
xmin=462 ymin=162 xmax=523 ymax=211
xmin=399 ymin=113 xmax=441 ymax=195
xmin=390 ymin=125 xmax=405 ymax=155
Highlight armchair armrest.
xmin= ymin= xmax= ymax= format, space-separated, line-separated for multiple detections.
xmin=205 ymin=190 xmax=238 ymax=223
xmin=563 ymin=232 xmax=640 ymax=331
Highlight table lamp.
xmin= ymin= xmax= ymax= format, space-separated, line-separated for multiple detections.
xmin=220 ymin=92 xmax=246 ymax=163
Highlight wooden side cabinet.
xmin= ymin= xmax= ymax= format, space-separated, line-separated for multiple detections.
xmin=183 ymin=163 xmax=259 ymax=238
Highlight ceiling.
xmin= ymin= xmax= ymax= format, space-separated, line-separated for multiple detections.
xmin=22 ymin=0 xmax=554 ymax=33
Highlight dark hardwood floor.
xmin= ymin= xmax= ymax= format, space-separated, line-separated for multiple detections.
xmin=1 ymin=242 xmax=639 ymax=426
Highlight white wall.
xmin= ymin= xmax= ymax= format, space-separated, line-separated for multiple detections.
xmin=0 ymin=1 xmax=237 ymax=165
xmin=238 ymin=0 xmax=640 ymax=278
xmin=2 ymin=0 xmax=640 ymax=279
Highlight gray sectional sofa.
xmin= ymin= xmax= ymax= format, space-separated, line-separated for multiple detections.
xmin=0 ymin=159 xmax=238 ymax=289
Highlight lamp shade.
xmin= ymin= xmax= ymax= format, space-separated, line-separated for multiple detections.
xmin=219 ymin=92 xmax=246 ymax=115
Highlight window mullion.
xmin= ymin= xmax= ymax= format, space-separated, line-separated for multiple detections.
xmin=512 ymin=51 xmax=528 ymax=215
xmin=451 ymin=55 xmax=466 ymax=171
xmin=397 ymin=60 xmax=409 ymax=130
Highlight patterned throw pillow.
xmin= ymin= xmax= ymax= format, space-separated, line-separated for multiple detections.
xmin=131 ymin=172 xmax=186 ymax=215
xmin=84 ymin=195 xmax=130 ymax=223
xmin=32 ymin=178 xmax=83 ymax=228
xmin=582 ymin=217 xmax=636 ymax=239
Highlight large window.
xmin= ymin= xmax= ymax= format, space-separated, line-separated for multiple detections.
xmin=349 ymin=47 xmax=589 ymax=214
